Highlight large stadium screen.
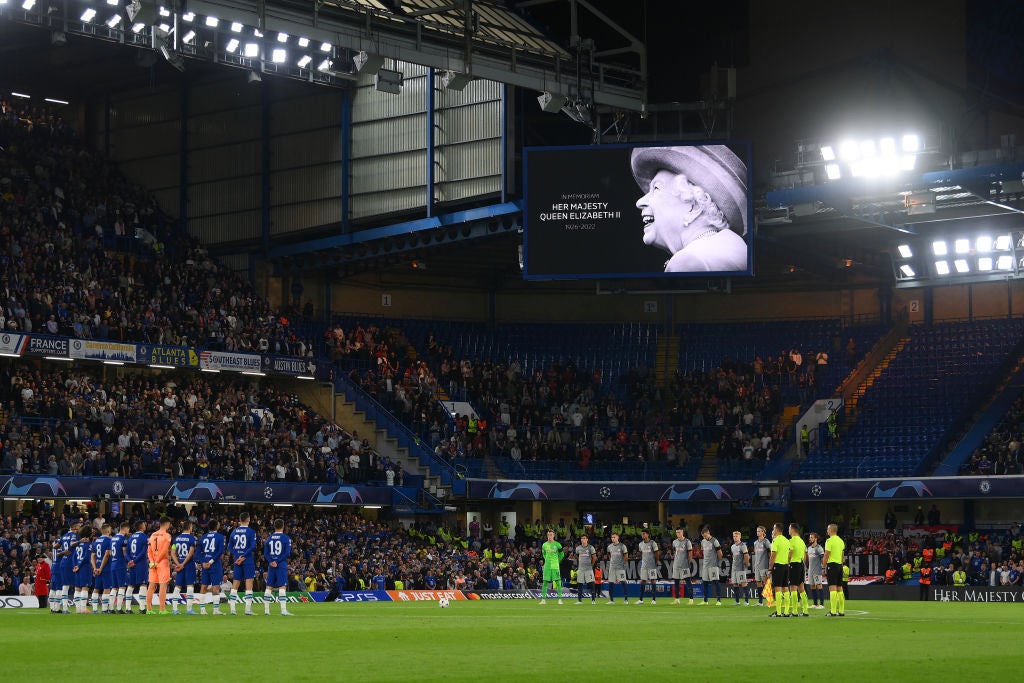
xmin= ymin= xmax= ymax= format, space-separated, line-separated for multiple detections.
xmin=523 ymin=141 xmax=753 ymax=280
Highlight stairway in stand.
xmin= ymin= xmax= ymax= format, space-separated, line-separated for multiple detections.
xmin=655 ymin=335 xmax=680 ymax=388
xmin=845 ymin=336 xmax=909 ymax=429
xmin=697 ymin=441 xmax=719 ymax=481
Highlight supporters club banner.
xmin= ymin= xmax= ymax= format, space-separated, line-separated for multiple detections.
xmin=69 ymin=339 xmax=138 ymax=362
xmin=136 ymin=344 xmax=200 ymax=367
xmin=26 ymin=335 xmax=68 ymax=357
xmin=0 ymin=332 xmax=29 ymax=356
xmin=0 ymin=475 xmax=395 ymax=506
xmin=199 ymin=350 xmax=262 ymax=372
xmin=262 ymin=354 xmax=318 ymax=377
xmin=791 ymin=475 xmax=1024 ymax=500
xmin=467 ymin=480 xmax=756 ymax=502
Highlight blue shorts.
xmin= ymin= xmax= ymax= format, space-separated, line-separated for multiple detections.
xmin=73 ymin=568 xmax=92 ymax=589
xmin=130 ymin=562 xmax=149 ymax=585
xmin=111 ymin=565 xmax=128 ymax=588
xmin=201 ymin=563 xmax=224 ymax=587
xmin=57 ymin=563 xmax=71 ymax=588
xmin=266 ymin=564 xmax=288 ymax=588
xmin=93 ymin=572 xmax=115 ymax=591
xmin=232 ymin=560 xmax=256 ymax=582
xmin=176 ymin=565 xmax=197 ymax=589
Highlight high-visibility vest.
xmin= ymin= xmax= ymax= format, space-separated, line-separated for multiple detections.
xmin=594 ymin=567 xmax=603 ymax=584
xmin=919 ymin=568 xmax=932 ymax=585
xmin=953 ymin=570 xmax=967 ymax=586
xmin=901 ymin=563 xmax=913 ymax=580
xmin=884 ymin=569 xmax=898 ymax=584
xmin=922 ymin=548 xmax=934 ymax=563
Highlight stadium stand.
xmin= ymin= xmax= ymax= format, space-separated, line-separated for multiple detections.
xmin=797 ymin=319 xmax=1024 ymax=479
xmin=961 ymin=390 xmax=1024 ymax=475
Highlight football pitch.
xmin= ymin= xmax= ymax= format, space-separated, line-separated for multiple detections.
xmin=2 ymin=599 xmax=1020 ymax=680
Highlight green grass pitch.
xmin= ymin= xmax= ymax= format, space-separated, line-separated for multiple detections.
xmin=2 ymin=599 xmax=1020 ymax=680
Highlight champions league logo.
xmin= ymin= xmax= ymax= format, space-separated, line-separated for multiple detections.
xmin=811 ymin=484 xmax=823 ymax=497
xmin=0 ymin=477 xmax=68 ymax=497
xmin=165 ymin=482 xmax=224 ymax=500
xmin=487 ymin=482 xmax=548 ymax=500
xmin=659 ymin=484 xmax=732 ymax=501
xmin=867 ymin=480 xmax=934 ymax=498
xmin=599 ymin=487 xmax=612 ymax=498
xmin=310 ymin=486 xmax=364 ymax=504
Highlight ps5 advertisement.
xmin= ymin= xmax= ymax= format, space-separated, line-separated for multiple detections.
xmin=523 ymin=141 xmax=753 ymax=279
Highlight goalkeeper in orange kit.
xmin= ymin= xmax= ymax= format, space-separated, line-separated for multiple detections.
xmin=145 ymin=517 xmax=173 ymax=615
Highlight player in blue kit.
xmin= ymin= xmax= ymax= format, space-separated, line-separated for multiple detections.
xmin=228 ymin=512 xmax=257 ymax=615
xmin=110 ymin=522 xmax=130 ymax=613
xmin=57 ymin=521 xmax=82 ymax=613
xmin=126 ymin=519 xmax=149 ymax=614
xmin=172 ymin=520 xmax=198 ymax=615
xmin=263 ymin=518 xmax=293 ymax=616
xmin=198 ymin=519 xmax=226 ymax=615
xmin=72 ymin=528 xmax=95 ymax=613
xmin=91 ymin=525 xmax=114 ymax=614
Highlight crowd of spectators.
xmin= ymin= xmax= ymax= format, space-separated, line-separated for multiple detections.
xmin=0 ymin=98 xmax=315 ymax=356
xmin=962 ymin=391 xmax=1024 ymax=476
xmin=340 ymin=322 xmax=790 ymax=474
xmin=0 ymin=362 xmax=403 ymax=486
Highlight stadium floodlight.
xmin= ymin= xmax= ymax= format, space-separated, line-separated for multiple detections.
xmin=320 ymin=41 xmax=332 ymax=52
xmin=157 ymin=22 xmax=170 ymax=33
xmin=902 ymin=134 xmax=920 ymax=152
xmin=21 ymin=0 xmax=34 ymax=9
xmin=932 ymin=240 xmax=948 ymax=256
xmin=374 ymin=68 xmax=403 ymax=94
xmin=106 ymin=14 xmax=121 ymax=27
xmin=879 ymin=137 xmax=896 ymax=155
xmin=225 ymin=38 xmax=239 ymax=52
xmin=900 ymin=154 xmax=916 ymax=171
xmin=954 ymin=238 xmax=970 ymax=254
xmin=10 ymin=91 xmax=31 ymax=98
xmin=106 ymin=0 xmax=119 ymax=5
xmin=81 ymin=8 xmax=96 ymax=21
xmin=277 ymin=32 xmax=288 ymax=42
xmin=839 ymin=140 xmax=859 ymax=162
xmin=820 ymin=145 xmax=835 ymax=162
xmin=205 ymin=15 xmax=218 ymax=27
xmin=298 ymin=37 xmax=309 ymax=47
xmin=899 ymin=264 xmax=915 ymax=277
xmin=243 ymin=42 xmax=259 ymax=57
xmin=995 ymin=235 xmax=1012 ymax=251
xmin=860 ymin=140 xmax=876 ymax=158
xmin=998 ymin=255 xmax=1014 ymax=270
xmin=158 ymin=5 xmax=169 ymax=16
xmin=44 ymin=97 xmax=69 ymax=104
xmin=935 ymin=260 xmax=950 ymax=275
xmin=441 ymin=70 xmax=472 ymax=91
xmin=230 ymin=21 xmax=243 ymax=32
xmin=253 ymin=28 xmax=263 ymax=37
xmin=271 ymin=48 xmax=286 ymax=63
xmin=131 ymin=22 xmax=145 ymax=32
xmin=976 ymin=236 xmax=993 ymax=253
xmin=182 ymin=29 xmax=195 ymax=44
xmin=954 ymin=259 xmax=969 ymax=273
xmin=825 ymin=164 xmax=841 ymax=180
xmin=897 ymin=244 xmax=913 ymax=258
xmin=181 ymin=11 xmax=194 ymax=21
xmin=354 ymin=50 xmax=385 ymax=74
xmin=297 ymin=55 xmax=312 ymax=68
xmin=978 ymin=257 xmax=993 ymax=271
xmin=317 ymin=58 xmax=331 ymax=72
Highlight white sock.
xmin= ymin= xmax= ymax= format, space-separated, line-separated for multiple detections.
xmin=125 ymin=586 xmax=135 ymax=610
xmin=102 ymin=594 xmax=110 ymax=613
xmin=48 ymin=589 xmax=57 ymax=611
xmin=229 ymin=589 xmax=239 ymax=612
xmin=264 ymin=590 xmax=273 ymax=614
xmin=91 ymin=591 xmax=100 ymax=613
xmin=61 ymin=587 xmax=70 ymax=611
xmin=279 ymin=589 xmax=287 ymax=613
xmin=244 ymin=592 xmax=253 ymax=611
xmin=186 ymin=591 xmax=194 ymax=611
xmin=214 ymin=593 xmax=222 ymax=611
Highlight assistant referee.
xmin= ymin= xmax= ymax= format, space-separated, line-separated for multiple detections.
xmin=823 ymin=523 xmax=846 ymax=617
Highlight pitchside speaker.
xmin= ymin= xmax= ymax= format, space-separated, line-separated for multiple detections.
xmin=126 ymin=0 xmax=159 ymax=26
xmin=537 ymin=91 xmax=568 ymax=113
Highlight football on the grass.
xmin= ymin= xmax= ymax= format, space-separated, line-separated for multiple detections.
xmin=439 ymin=597 xmax=450 ymax=608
